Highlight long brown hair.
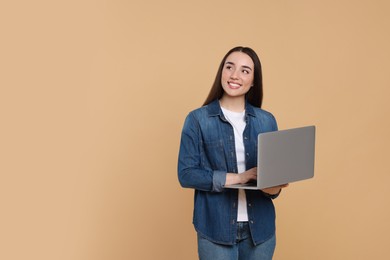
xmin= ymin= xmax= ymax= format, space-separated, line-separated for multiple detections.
xmin=203 ymin=46 xmax=263 ymax=108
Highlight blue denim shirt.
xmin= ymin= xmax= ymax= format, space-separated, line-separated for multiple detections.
xmin=178 ymin=99 xmax=279 ymax=246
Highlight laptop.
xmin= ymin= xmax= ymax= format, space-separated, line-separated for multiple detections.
xmin=225 ymin=125 xmax=316 ymax=190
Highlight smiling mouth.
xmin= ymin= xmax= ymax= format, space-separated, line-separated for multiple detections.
xmin=228 ymin=81 xmax=241 ymax=89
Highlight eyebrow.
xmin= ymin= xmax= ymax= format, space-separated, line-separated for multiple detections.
xmin=225 ymin=61 xmax=253 ymax=71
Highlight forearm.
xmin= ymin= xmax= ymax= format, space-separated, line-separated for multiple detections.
xmin=178 ymin=167 xmax=226 ymax=192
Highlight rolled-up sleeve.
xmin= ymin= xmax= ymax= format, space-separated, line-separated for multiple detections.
xmin=212 ymin=170 xmax=226 ymax=192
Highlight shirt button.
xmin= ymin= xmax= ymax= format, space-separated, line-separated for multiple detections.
xmin=246 ymin=153 xmax=249 ymax=156
xmin=244 ymin=136 xmax=248 ymax=139
xmin=248 ymin=203 xmax=252 ymax=207
xmin=250 ymin=220 xmax=254 ymax=224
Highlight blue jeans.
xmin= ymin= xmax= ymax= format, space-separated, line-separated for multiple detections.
xmin=197 ymin=222 xmax=276 ymax=260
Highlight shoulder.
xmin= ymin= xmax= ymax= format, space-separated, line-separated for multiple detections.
xmin=186 ymin=105 xmax=208 ymax=120
xmin=189 ymin=105 xmax=208 ymax=115
xmin=248 ymin=105 xmax=278 ymax=131
xmin=258 ymin=108 xmax=276 ymax=120
xmin=182 ymin=105 xmax=209 ymax=130
xmin=249 ymin=104 xmax=276 ymax=120
xmin=187 ymin=100 xmax=219 ymax=120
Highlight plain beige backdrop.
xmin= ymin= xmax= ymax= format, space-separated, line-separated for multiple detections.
xmin=1 ymin=0 xmax=389 ymax=259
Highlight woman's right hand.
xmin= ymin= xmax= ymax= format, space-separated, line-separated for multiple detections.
xmin=225 ymin=167 xmax=257 ymax=186
xmin=238 ymin=167 xmax=257 ymax=184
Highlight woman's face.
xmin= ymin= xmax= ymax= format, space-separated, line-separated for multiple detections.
xmin=221 ymin=51 xmax=254 ymax=99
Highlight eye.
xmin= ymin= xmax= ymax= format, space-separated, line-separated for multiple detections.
xmin=242 ymin=69 xmax=250 ymax=74
xmin=225 ymin=65 xmax=232 ymax=70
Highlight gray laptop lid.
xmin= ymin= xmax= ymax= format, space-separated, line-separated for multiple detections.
xmin=257 ymin=125 xmax=315 ymax=189
xmin=225 ymin=125 xmax=315 ymax=190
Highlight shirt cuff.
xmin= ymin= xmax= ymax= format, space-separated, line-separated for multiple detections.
xmin=212 ymin=170 xmax=226 ymax=192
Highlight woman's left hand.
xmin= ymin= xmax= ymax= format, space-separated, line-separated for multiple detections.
xmin=261 ymin=184 xmax=289 ymax=195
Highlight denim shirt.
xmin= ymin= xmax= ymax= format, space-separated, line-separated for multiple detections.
xmin=178 ymin=99 xmax=279 ymax=246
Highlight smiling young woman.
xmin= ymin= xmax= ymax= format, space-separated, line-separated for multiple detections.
xmin=178 ymin=46 xmax=287 ymax=260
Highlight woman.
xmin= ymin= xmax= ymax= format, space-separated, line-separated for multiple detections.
xmin=178 ymin=46 xmax=288 ymax=260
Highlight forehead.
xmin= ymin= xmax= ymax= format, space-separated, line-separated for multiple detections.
xmin=225 ymin=51 xmax=254 ymax=68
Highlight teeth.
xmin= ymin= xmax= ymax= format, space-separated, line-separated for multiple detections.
xmin=229 ymin=82 xmax=240 ymax=87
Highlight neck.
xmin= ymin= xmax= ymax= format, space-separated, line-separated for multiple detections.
xmin=219 ymin=95 xmax=246 ymax=112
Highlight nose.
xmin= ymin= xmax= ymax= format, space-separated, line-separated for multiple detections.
xmin=230 ymin=69 xmax=239 ymax=79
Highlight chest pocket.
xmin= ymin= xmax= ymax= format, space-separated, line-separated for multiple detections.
xmin=202 ymin=139 xmax=227 ymax=171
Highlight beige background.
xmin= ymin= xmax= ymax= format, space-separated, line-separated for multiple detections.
xmin=1 ymin=0 xmax=389 ymax=259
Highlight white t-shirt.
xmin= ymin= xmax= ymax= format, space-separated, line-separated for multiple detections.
xmin=221 ymin=107 xmax=248 ymax=222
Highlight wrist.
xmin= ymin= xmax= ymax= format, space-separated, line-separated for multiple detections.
xmin=262 ymin=188 xmax=281 ymax=199
xmin=225 ymin=173 xmax=241 ymax=186
xmin=264 ymin=188 xmax=281 ymax=195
